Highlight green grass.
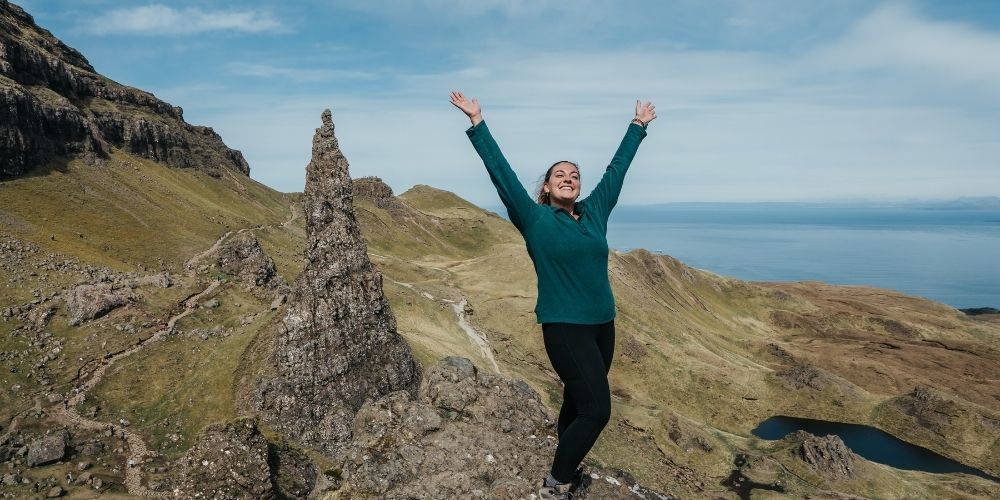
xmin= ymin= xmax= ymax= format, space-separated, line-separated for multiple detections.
xmin=87 ymin=284 xmax=277 ymax=459
xmin=2 ymin=148 xmax=998 ymax=497
xmin=1 ymin=153 xmax=290 ymax=271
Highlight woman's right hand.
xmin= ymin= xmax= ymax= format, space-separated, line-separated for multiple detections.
xmin=450 ymin=91 xmax=483 ymax=126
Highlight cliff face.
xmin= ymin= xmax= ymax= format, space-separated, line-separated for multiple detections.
xmin=254 ymin=110 xmax=421 ymax=456
xmin=0 ymin=0 xmax=249 ymax=178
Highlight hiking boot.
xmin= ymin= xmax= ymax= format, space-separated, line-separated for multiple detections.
xmin=538 ymin=479 xmax=573 ymax=499
xmin=570 ymin=466 xmax=591 ymax=492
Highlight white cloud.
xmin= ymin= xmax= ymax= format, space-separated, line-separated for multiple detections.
xmin=80 ymin=4 xmax=286 ymax=36
xmin=813 ymin=3 xmax=1000 ymax=96
xmin=154 ymin=2 xmax=1000 ymax=203
xmin=338 ymin=0 xmax=602 ymax=19
xmin=226 ymin=63 xmax=376 ymax=83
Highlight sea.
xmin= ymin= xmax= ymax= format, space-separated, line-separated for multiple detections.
xmin=606 ymin=203 xmax=1000 ymax=309
xmin=487 ymin=202 xmax=1000 ymax=309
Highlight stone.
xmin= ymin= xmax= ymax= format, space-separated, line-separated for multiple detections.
xmin=255 ymin=110 xmax=420 ymax=457
xmin=776 ymin=363 xmax=833 ymax=391
xmin=171 ymin=417 xmax=277 ymax=499
xmin=216 ymin=233 xmax=279 ymax=288
xmin=137 ymin=273 xmax=172 ymax=288
xmin=269 ymin=294 xmax=286 ymax=310
xmin=27 ymin=431 xmax=67 ymax=467
xmin=45 ymin=485 xmax=63 ymax=498
xmin=63 ymin=283 xmax=134 ymax=325
xmin=787 ymin=431 xmax=856 ymax=480
xmin=333 ymin=357 xmax=669 ymax=499
xmin=73 ymin=471 xmax=92 ymax=485
xmin=78 ymin=440 xmax=102 ymax=456
xmin=352 ymin=176 xmax=402 ymax=210
xmin=891 ymin=386 xmax=956 ymax=433
xmin=268 ymin=440 xmax=317 ymax=499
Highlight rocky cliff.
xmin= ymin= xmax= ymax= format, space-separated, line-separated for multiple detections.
xmin=254 ymin=110 xmax=422 ymax=456
xmin=0 ymin=0 xmax=249 ymax=178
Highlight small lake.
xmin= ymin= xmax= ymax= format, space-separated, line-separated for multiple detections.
xmin=752 ymin=416 xmax=998 ymax=482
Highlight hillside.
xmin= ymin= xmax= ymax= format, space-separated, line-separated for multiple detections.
xmin=3 ymin=145 xmax=997 ymax=497
xmin=0 ymin=0 xmax=249 ymax=179
xmin=2 ymin=0 xmax=999 ymax=496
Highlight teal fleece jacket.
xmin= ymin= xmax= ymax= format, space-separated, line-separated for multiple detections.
xmin=466 ymin=120 xmax=647 ymax=324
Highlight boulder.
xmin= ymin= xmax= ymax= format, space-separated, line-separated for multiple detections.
xmin=27 ymin=431 xmax=67 ymax=467
xmin=217 ymin=232 xmax=279 ymax=288
xmin=173 ymin=418 xmax=274 ymax=499
xmin=63 ymin=282 xmax=134 ymax=325
xmin=328 ymin=357 xmax=670 ymax=499
xmin=787 ymin=431 xmax=856 ymax=481
xmin=352 ymin=176 xmax=402 ymax=210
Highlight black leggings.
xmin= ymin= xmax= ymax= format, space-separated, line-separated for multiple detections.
xmin=542 ymin=320 xmax=615 ymax=483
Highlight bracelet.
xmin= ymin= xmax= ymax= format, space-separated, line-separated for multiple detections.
xmin=631 ymin=118 xmax=647 ymax=129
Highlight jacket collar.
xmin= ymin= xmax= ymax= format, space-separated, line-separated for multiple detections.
xmin=546 ymin=199 xmax=586 ymax=217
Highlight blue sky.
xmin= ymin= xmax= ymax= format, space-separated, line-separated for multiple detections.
xmin=20 ymin=0 xmax=1000 ymax=204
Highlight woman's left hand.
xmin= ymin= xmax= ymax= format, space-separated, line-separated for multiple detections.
xmin=635 ymin=100 xmax=657 ymax=125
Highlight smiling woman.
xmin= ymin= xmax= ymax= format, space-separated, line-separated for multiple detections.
xmin=449 ymin=90 xmax=655 ymax=499
xmin=536 ymin=161 xmax=580 ymax=213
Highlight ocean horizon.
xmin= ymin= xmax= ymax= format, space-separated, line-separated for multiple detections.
xmin=483 ymin=201 xmax=1000 ymax=309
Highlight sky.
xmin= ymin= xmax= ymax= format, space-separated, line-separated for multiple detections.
xmin=19 ymin=0 xmax=1000 ymax=205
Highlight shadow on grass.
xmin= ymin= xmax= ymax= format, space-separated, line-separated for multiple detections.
xmin=1 ymin=155 xmax=74 ymax=182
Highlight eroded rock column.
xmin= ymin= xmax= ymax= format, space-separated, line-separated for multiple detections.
xmin=255 ymin=110 xmax=421 ymax=456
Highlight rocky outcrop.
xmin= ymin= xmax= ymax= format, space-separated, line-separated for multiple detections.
xmin=63 ymin=282 xmax=135 ymax=325
xmin=322 ymin=356 xmax=669 ymax=499
xmin=255 ymin=110 xmax=421 ymax=457
xmin=245 ymin=110 xmax=669 ymax=498
xmin=891 ymin=386 xmax=959 ymax=432
xmin=353 ymin=176 xmax=402 ymax=210
xmin=786 ymin=431 xmax=857 ymax=481
xmin=776 ymin=363 xmax=833 ymax=391
xmin=878 ymin=386 xmax=1000 ymax=475
xmin=0 ymin=0 xmax=249 ymax=178
xmin=26 ymin=430 xmax=67 ymax=467
xmin=172 ymin=418 xmax=275 ymax=499
xmin=333 ymin=356 xmax=554 ymax=497
xmin=217 ymin=233 xmax=279 ymax=288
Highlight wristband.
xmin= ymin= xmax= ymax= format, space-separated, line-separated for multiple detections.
xmin=631 ymin=118 xmax=648 ymax=129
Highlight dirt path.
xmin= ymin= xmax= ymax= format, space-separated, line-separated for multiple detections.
xmin=451 ymin=298 xmax=500 ymax=373
xmin=183 ymin=203 xmax=299 ymax=276
xmin=46 ymin=280 xmax=222 ymax=497
xmin=183 ymin=231 xmax=233 ymax=275
xmin=16 ymin=202 xmax=303 ymax=497
xmin=385 ymin=277 xmax=500 ymax=374
xmin=0 ymin=396 xmax=42 ymax=445
xmin=50 ymin=404 xmax=165 ymax=498
xmin=68 ymin=280 xmax=221 ymax=406
xmin=282 ymin=203 xmax=300 ymax=228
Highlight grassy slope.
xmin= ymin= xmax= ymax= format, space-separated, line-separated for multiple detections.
xmin=2 ymin=158 xmax=998 ymax=497
xmin=367 ymin=184 xmax=1000 ymax=497
xmin=0 ymin=153 xmax=296 ymax=441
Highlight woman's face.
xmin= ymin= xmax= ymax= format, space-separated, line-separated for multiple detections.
xmin=544 ymin=162 xmax=581 ymax=206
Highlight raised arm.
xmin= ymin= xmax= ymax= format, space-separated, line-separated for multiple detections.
xmin=585 ymin=100 xmax=657 ymax=220
xmin=451 ymin=91 xmax=538 ymax=233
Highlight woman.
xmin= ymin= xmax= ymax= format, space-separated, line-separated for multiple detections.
xmin=449 ymin=91 xmax=655 ymax=499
